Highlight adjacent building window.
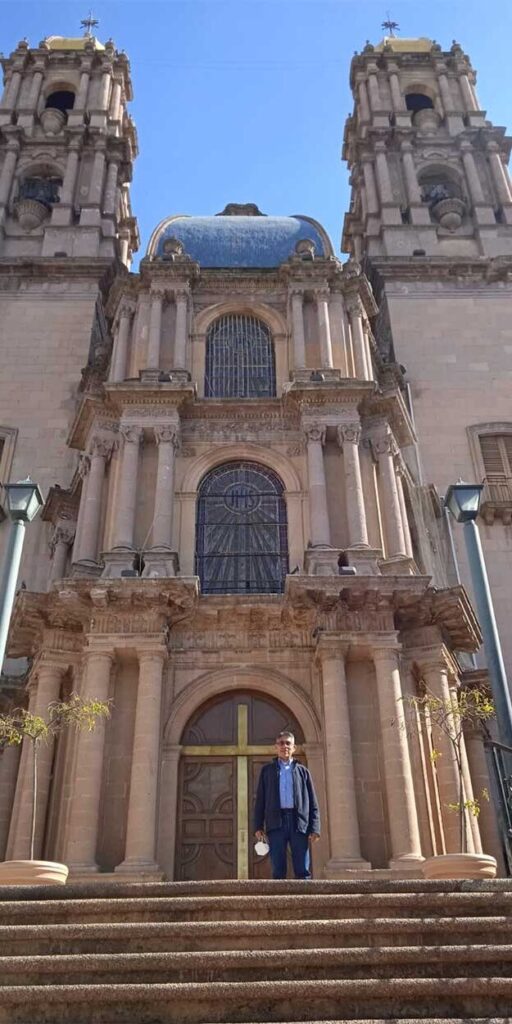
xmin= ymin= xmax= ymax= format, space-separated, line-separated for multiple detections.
xmin=468 ymin=425 xmax=512 ymax=525
xmin=204 ymin=314 xmax=276 ymax=398
xmin=195 ymin=461 xmax=288 ymax=594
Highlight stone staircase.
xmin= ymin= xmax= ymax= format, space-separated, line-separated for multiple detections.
xmin=0 ymin=878 xmax=511 ymax=1023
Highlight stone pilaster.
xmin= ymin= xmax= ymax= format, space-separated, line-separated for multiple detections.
xmin=317 ymin=638 xmax=371 ymax=872
xmin=116 ymin=647 xmax=166 ymax=873
xmin=290 ymin=288 xmax=306 ymax=369
xmin=337 ymin=422 xmax=369 ymax=548
xmin=112 ymin=425 xmax=143 ymax=550
xmin=49 ymin=524 xmax=75 ymax=585
xmin=73 ymin=437 xmax=115 ymax=568
xmin=143 ymin=424 xmax=180 ymax=577
xmin=372 ymin=641 xmax=423 ymax=868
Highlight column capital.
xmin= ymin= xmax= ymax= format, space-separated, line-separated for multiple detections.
xmin=83 ymin=645 xmax=116 ymax=666
xmin=303 ymin=423 xmax=326 ymax=445
xmin=400 ymin=140 xmax=414 ymax=154
xmin=154 ymin=423 xmax=180 ymax=447
xmin=314 ymin=286 xmax=330 ymax=301
xmin=120 ymin=424 xmax=143 ymax=446
xmin=49 ymin=523 xmax=76 ymax=555
xmin=372 ymin=637 xmax=401 ymax=661
xmin=137 ymin=646 xmax=168 ymax=666
xmin=315 ymin=634 xmax=350 ymax=662
xmin=337 ymin=421 xmax=361 ymax=447
xmin=289 ymin=284 xmax=306 ymax=297
xmin=78 ymin=453 xmax=91 ymax=479
xmin=172 ymin=284 xmax=191 ymax=300
xmin=117 ymin=300 xmax=136 ymax=323
xmin=90 ymin=434 xmax=117 ymax=461
xmin=371 ymin=428 xmax=399 ymax=458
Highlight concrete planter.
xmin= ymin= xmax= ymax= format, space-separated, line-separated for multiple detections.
xmin=14 ymin=198 xmax=49 ymax=230
xmin=422 ymin=853 xmax=497 ymax=880
xmin=39 ymin=107 xmax=66 ymax=135
xmin=0 ymin=860 xmax=69 ymax=886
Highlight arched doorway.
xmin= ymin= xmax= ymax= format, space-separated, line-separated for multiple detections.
xmin=176 ymin=691 xmax=304 ymax=880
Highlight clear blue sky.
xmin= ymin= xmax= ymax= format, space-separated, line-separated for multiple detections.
xmin=1 ymin=0 xmax=511 ymax=265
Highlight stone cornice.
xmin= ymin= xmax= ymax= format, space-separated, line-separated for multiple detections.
xmin=7 ymin=578 xmax=199 ymax=658
xmin=0 ymin=256 xmax=117 ymax=293
xmin=367 ymin=255 xmax=512 ymax=285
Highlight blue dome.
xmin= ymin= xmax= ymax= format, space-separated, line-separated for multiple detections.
xmin=147 ymin=207 xmax=334 ymax=268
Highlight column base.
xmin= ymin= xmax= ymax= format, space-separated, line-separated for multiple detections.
xmin=142 ymin=547 xmax=179 ymax=578
xmin=324 ymin=856 xmax=372 ymax=876
xmin=388 ymin=855 xmax=425 ymax=872
xmin=139 ymin=367 xmax=161 ymax=384
xmin=304 ymin=546 xmax=343 ymax=576
xmin=344 ymin=546 xmax=381 ymax=575
xmin=67 ymin=862 xmax=101 ymax=876
xmin=101 ymin=547 xmax=138 ymax=578
xmin=70 ymin=559 xmax=104 ymax=580
xmin=379 ymin=554 xmax=416 ymax=576
xmin=291 ymin=367 xmax=341 ymax=383
xmin=115 ymin=859 xmax=162 ymax=876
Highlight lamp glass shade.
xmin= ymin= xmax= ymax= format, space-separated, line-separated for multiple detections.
xmin=5 ymin=478 xmax=44 ymax=522
xmin=445 ymin=482 xmax=483 ymax=523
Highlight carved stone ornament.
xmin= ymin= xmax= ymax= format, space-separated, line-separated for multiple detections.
xmin=154 ymin=424 xmax=180 ymax=446
xmin=120 ymin=425 xmax=143 ymax=445
xmin=304 ymin=424 xmax=326 ymax=445
xmin=373 ymin=432 xmax=398 ymax=458
xmin=337 ymin=422 xmax=362 ymax=447
xmin=90 ymin=435 xmax=117 ymax=461
xmin=50 ymin=524 xmax=76 ymax=555
xmin=78 ymin=453 xmax=91 ymax=479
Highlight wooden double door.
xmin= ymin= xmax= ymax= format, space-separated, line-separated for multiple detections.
xmin=176 ymin=691 xmax=304 ymax=880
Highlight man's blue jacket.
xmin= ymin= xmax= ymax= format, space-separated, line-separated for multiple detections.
xmin=254 ymin=759 xmax=321 ymax=835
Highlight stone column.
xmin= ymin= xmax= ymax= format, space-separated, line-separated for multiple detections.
xmin=448 ymin=679 xmax=481 ymax=854
xmin=437 ymin=72 xmax=454 ymax=114
xmin=65 ymin=649 xmax=113 ymax=870
xmin=112 ymin=425 xmax=143 ymax=549
xmin=373 ymin=644 xmax=423 ymax=866
xmin=49 ymin=524 xmax=75 ymax=585
xmin=318 ymin=642 xmax=370 ymax=870
xmin=373 ymin=430 xmax=407 ymax=558
xmin=419 ymin=658 xmax=467 ymax=854
xmin=173 ymin=289 xmax=189 ymax=369
xmin=146 ymin=292 xmax=163 ymax=369
xmin=158 ymin=744 xmax=182 ymax=880
xmin=304 ymin=424 xmax=330 ymax=546
xmin=362 ymin=159 xmax=379 ymax=215
xmin=0 ymin=143 xmax=18 ymax=207
xmin=28 ymin=68 xmax=44 ymax=111
xmin=487 ymin=143 xmax=512 ymax=205
xmin=110 ymin=305 xmax=133 ymax=383
xmin=117 ymin=648 xmax=166 ymax=871
xmin=388 ymin=69 xmax=405 ymax=113
xmin=109 ymin=78 xmax=122 ymax=122
xmin=348 ymin=301 xmax=370 ymax=380
xmin=395 ymin=457 xmax=414 ymax=559
xmin=375 ymin=142 xmax=394 ymax=205
xmin=316 ymin=290 xmax=334 ymax=369
xmin=87 ymin=142 xmax=106 ymax=207
xmin=152 ymin=425 xmax=179 ymax=549
xmin=357 ymin=78 xmax=371 ymax=123
xmin=9 ymin=662 xmax=66 ymax=859
xmin=337 ymin=423 xmax=369 ymax=547
xmin=290 ymin=288 xmax=306 ymax=369
xmin=461 ymin=144 xmax=485 ymax=205
xmin=459 ymin=72 xmax=479 ymax=112
xmin=74 ymin=437 xmax=114 ymax=564
xmin=0 ymin=743 xmax=20 ymax=860
xmin=99 ymin=69 xmax=112 ymax=111
xmin=1 ymin=71 xmax=22 ymax=111
xmin=367 ymin=67 xmax=381 ymax=112
xmin=76 ymin=69 xmax=90 ymax=111
xmin=59 ymin=142 xmax=81 ymax=207
xmin=103 ymin=157 xmax=120 ymax=217
xmin=401 ymin=143 xmax=422 ymax=206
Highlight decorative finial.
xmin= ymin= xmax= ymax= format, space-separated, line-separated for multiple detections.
xmin=382 ymin=12 xmax=400 ymax=37
xmin=80 ymin=10 xmax=99 ymax=37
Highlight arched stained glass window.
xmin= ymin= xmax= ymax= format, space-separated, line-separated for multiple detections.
xmin=196 ymin=462 xmax=288 ymax=595
xmin=205 ymin=314 xmax=276 ymax=398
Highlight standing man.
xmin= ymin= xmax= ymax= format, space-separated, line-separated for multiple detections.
xmin=254 ymin=730 xmax=320 ymax=879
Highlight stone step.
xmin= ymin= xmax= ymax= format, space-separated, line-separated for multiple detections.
xmin=1 ymin=890 xmax=509 ymax=925
xmin=1 ymin=915 xmax=510 ymax=956
xmin=1 ymin=878 xmax=510 ymax=902
xmin=0 ymin=944 xmax=511 ymax=986
xmin=0 ymin=977 xmax=511 ymax=1024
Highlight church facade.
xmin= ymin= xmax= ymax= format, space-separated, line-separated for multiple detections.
xmin=0 ymin=31 xmax=509 ymax=881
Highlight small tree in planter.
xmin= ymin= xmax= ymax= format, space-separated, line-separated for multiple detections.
xmin=0 ymin=694 xmax=110 ymax=884
xmin=403 ymin=686 xmax=497 ymax=879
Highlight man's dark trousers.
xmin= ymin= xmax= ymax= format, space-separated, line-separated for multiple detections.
xmin=268 ymin=810 xmax=311 ymax=879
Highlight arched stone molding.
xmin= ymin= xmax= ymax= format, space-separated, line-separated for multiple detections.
xmin=178 ymin=443 xmax=305 ymax=574
xmin=164 ymin=666 xmax=322 ymax=747
xmin=192 ymin=301 xmax=288 ymax=398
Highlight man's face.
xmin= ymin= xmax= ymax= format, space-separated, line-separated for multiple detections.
xmin=275 ymin=735 xmax=295 ymax=761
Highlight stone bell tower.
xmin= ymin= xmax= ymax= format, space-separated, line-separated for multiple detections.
xmin=0 ymin=33 xmax=138 ymax=260
xmin=0 ymin=31 xmax=139 ymax=593
xmin=342 ymin=37 xmax=512 ymax=259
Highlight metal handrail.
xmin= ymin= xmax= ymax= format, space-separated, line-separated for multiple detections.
xmin=483 ymin=734 xmax=512 ymax=874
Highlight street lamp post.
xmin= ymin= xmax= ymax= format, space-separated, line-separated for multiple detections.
xmin=0 ymin=477 xmax=43 ymax=672
xmin=445 ymin=481 xmax=512 ymax=749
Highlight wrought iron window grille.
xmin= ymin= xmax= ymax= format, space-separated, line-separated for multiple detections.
xmin=205 ymin=314 xmax=276 ymax=399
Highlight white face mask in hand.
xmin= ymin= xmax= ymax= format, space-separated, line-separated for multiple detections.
xmin=254 ymin=840 xmax=270 ymax=856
